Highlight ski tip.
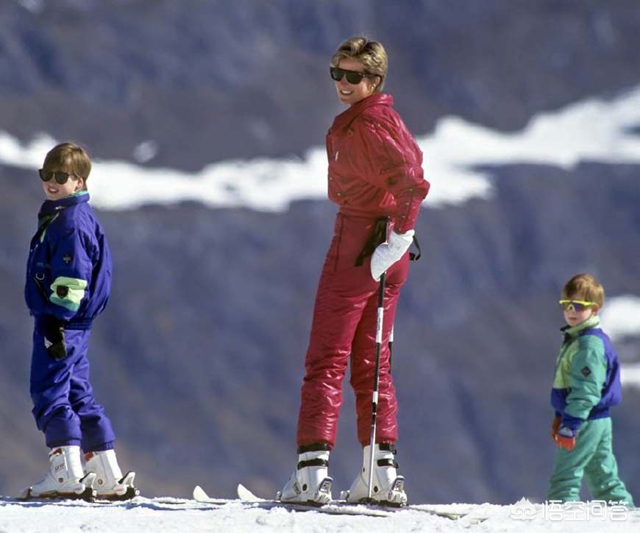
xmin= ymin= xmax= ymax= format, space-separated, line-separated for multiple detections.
xmin=193 ymin=485 xmax=209 ymax=501
xmin=237 ymin=483 xmax=260 ymax=502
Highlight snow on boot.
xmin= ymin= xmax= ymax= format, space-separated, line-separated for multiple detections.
xmin=343 ymin=443 xmax=407 ymax=506
xmin=84 ymin=450 xmax=139 ymax=500
xmin=23 ymin=446 xmax=95 ymax=500
xmin=278 ymin=443 xmax=333 ymax=505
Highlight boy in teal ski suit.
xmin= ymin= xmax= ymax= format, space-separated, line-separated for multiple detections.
xmin=548 ymin=273 xmax=633 ymax=505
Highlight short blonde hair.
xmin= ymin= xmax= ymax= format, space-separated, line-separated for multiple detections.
xmin=43 ymin=142 xmax=92 ymax=188
xmin=330 ymin=36 xmax=388 ymax=92
xmin=561 ymin=273 xmax=605 ymax=307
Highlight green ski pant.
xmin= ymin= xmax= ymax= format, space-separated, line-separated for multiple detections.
xmin=548 ymin=417 xmax=634 ymax=505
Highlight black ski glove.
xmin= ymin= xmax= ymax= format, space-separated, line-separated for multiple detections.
xmin=42 ymin=318 xmax=67 ymax=361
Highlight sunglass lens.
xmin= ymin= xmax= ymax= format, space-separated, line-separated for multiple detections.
xmin=560 ymin=301 xmax=588 ymax=312
xmin=330 ymin=67 xmax=343 ymax=81
xmin=54 ymin=172 xmax=70 ymax=185
xmin=345 ymin=71 xmax=364 ymax=84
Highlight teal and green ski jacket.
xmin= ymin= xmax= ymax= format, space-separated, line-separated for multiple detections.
xmin=551 ymin=316 xmax=622 ymax=431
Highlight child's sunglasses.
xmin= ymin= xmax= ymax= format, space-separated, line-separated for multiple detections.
xmin=559 ymin=299 xmax=597 ymax=312
xmin=330 ymin=67 xmax=374 ymax=85
xmin=39 ymin=169 xmax=74 ymax=185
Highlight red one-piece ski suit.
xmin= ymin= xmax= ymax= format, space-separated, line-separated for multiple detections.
xmin=297 ymin=93 xmax=430 ymax=448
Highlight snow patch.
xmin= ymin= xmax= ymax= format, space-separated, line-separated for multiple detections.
xmin=601 ymin=295 xmax=640 ymax=389
xmin=2 ymin=85 xmax=640 ymax=212
xmin=600 ymin=296 xmax=640 ymax=342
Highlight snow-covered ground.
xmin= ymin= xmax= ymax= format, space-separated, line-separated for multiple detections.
xmin=1 ymin=495 xmax=639 ymax=533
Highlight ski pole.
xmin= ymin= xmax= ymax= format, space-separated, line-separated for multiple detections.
xmin=367 ymin=270 xmax=386 ymax=500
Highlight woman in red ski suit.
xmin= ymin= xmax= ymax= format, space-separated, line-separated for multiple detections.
xmin=280 ymin=36 xmax=430 ymax=505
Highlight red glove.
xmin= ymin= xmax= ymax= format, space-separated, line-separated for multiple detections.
xmin=555 ymin=426 xmax=576 ymax=451
xmin=551 ymin=416 xmax=561 ymax=440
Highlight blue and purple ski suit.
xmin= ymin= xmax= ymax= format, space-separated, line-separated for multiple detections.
xmin=25 ymin=191 xmax=115 ymax=451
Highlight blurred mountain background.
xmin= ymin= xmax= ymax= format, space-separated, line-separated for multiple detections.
xmin=1 ymin=0 xmax=640 ymax=503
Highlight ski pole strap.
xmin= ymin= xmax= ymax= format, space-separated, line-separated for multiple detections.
xmin=409 ymin=234 xmax=421 ymax=261
xmin=355 ymin=216 xmax=390 ymax=266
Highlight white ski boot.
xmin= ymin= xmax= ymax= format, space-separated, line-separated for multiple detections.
xmin=22 ymin=446 xmax=96 ymax=500
xmin=278 ymin=443 xmax=333 ymax=505
xmin=84 ymin=449 xmax=138 ymax=500
xmin=343 ymin=443 xmax=407 ymax=506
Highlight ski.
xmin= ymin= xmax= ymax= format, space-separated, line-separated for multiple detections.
xmin=13 ymin=471 xmax=139 ymax=504
xmin=9 ymin=491 xmax=96 ymax=504
xmin=192 ymin=486 xmax=234 ymax=506
xmin=193 ymin=485 xmax=391 ymax=517
xmin=234 ymin=483 xmax=476 ymax=521
xmin=15 ymin=473 xmax=97 ymax=502
xmin=94 ymin=472 xmax=140 ymax=501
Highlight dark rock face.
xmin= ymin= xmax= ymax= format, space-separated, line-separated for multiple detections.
xmin=2 ymin=0 xmax=639 ymax=168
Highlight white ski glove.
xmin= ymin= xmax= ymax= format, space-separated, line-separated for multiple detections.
xmin=370 ymin=229 xmax=415 ymax=282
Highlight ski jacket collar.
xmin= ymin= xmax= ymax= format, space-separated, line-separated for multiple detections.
xmin=332 ymin=93 xmax=394 ymax=130
xmin=38 ymin=191 xmax=90 ymax=218
xmin=560 ymin=315 xmax=601 ymax=339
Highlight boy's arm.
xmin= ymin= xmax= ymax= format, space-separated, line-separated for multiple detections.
xmin=47 ymin=228 xmax=93 ymax=322
xmin=562 ymin=336 xmax=607 ymax=430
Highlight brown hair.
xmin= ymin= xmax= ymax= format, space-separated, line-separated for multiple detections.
xmin=42 ymin=142 xmax=92 ymax=188
xmin=561 ymin=273 xmax=605 ymax=307
xmin=330 ymin=36 xmax=388 ymax=92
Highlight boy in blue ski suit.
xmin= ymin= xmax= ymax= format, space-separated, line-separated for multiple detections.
xmin=23 ymin=142 xmax=136 ymax=500
xmin=548 ymin=273 xmax=633 ymax=505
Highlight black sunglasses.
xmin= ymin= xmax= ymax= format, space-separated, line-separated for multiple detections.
xmin=39 ymin=169 xmax=74 ymax=185
xmin=330 ymin=67 xmax=374 ymax=85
